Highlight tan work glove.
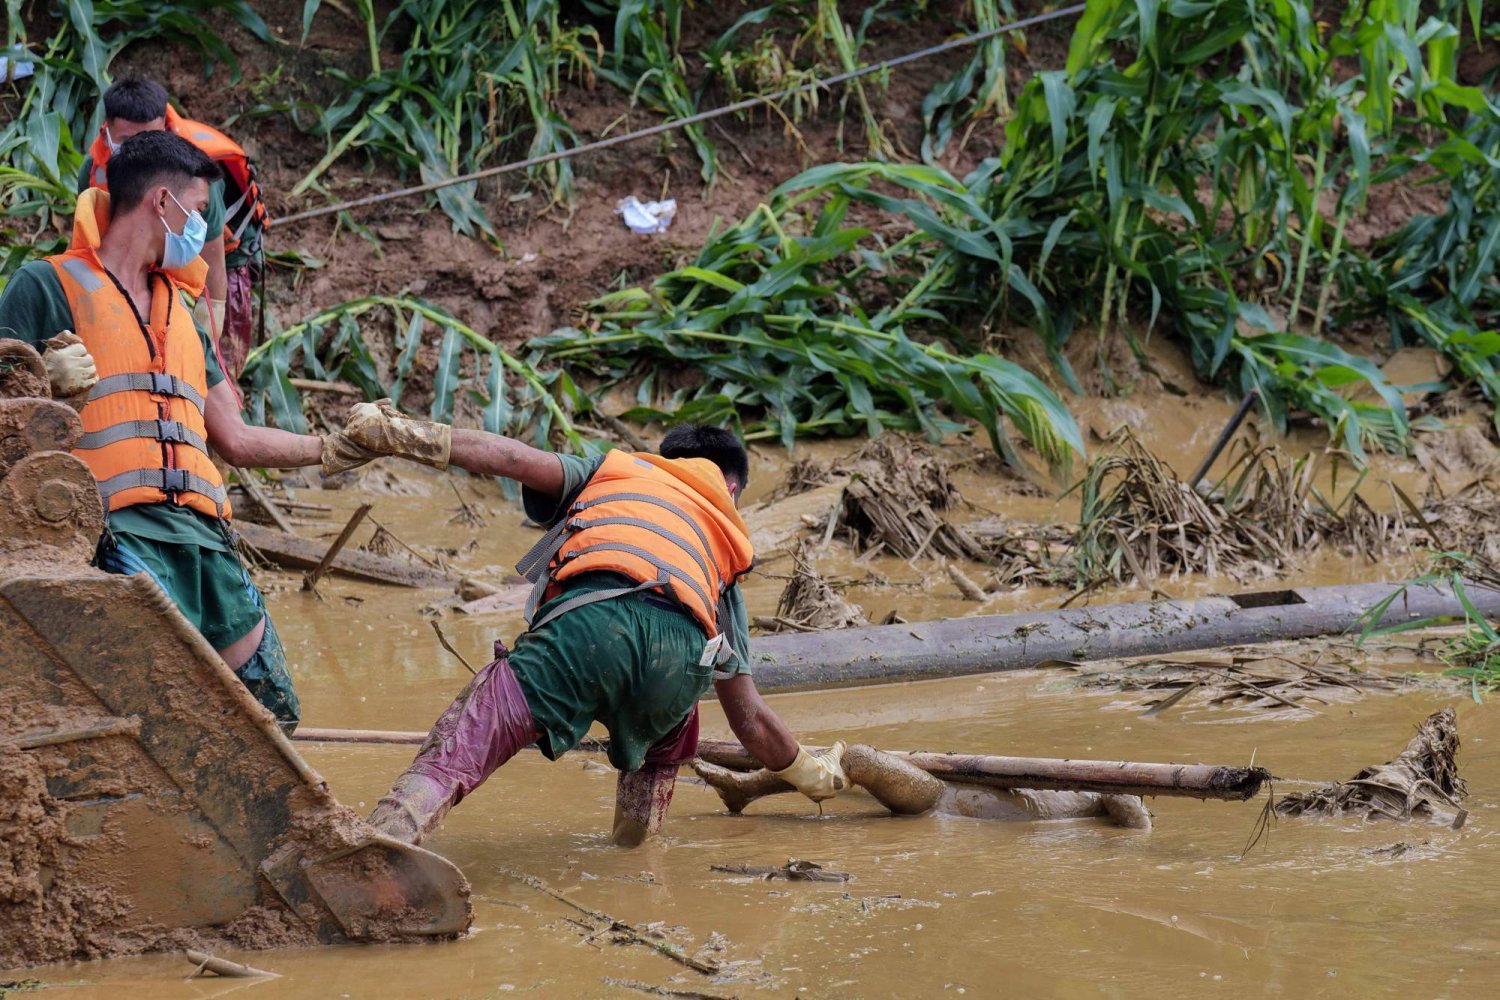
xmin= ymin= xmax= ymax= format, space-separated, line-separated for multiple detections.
xmin=42 ymin=332 xmax=97 ymax=398
xmin=344 ymin=398 xmax=451 ymax=470
xmin=191 ymin=295 xmax=226 ymax=335
xmin=320 ymin=428 xmax=383 ymax=476
xmin=772 ymin=741 xmax=848 ymax=803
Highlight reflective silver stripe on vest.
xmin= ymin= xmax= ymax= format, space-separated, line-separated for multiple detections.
xmin=88 ymin=372 xmax=206 ymax=413
xmin=567 ymin=514 xmax=720 ymax=595
xmin=573 ymin=491 xmax=717 ymax=559
xmin=76 ymin=419 xmax=209 ymax=455
xmin=59 ymin=255 xmax=105 ymax=293
xmin=559 ymin=541 xmax=717 ymax=621
xmin=95 ymin=468 xmax=226 ymax=508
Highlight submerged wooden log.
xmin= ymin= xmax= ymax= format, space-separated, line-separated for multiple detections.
xmin=748 ymin=580 xmax=1500 ymax=692
xmin=236 ymin=521 xmax=458 ymax=589
xmin=692 ymin=739 xmax=1268 ymax=801
xmin=292 ymin=728 xmax=1266 ymax=801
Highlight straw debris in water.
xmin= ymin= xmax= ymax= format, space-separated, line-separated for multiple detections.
xmin=758 ymin=542 xmax=867 ymax=633
xmin=1275 ymin=708 xmax=1467 ymax=824
xmin=1071 ymin=432 xmax=1396 ymax=588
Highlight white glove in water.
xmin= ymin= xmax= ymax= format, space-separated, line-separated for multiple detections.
xmin=772 ymin=741 xmax=848 ymax=803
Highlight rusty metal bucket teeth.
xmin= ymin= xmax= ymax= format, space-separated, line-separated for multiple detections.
xmin=0 ymin=340 xmax=471 ymax=969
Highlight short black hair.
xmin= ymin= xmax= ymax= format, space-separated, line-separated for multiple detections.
xmin=106 ymin=130 xmax=220 ymax=218
xmin=660 ymin=424 xmax=750 ymax=490
xmin=102 ymin=78 xmax=170 ymax=123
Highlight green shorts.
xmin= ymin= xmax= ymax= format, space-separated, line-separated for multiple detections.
xmin=94 ymin=518 xmax=300 ymax=729
xmin=96 ymin=526 xmax=263 ymax=649
xmin=509 ymin=573 xmax=715 ymax=772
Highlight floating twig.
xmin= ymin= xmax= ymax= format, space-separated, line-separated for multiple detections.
xmin=430 ymin=619 xmax=478 ymax=675
xmin=500 ymin=868 xmax=721 ymax=975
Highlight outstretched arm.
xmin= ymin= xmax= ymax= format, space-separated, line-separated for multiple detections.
xmin=335 ymin=401 xmax=567 ymax=498
xmin=714 ymin=673 xmax=798 ymax=770
xmin=206 ymin=381 xmax=322 ymax=468
xmin=715 ymin=673 xmax=846 ymax=802
xmin=449 ymin=429 xmax=564 ymax=498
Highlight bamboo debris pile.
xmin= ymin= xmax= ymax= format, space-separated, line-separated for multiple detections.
xmin=1275 ymin=708 xmax=1468 ymax=824
xmin=1416 ymin=481 xmax=1500 ymax=564
xmin=1065 ymin=652 xmax=1414 ymax=713
xmin=758 ymin=541 xmax=867 ymax=633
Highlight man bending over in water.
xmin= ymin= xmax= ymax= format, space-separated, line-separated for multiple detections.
xmin=339 ymin=402 xmax=847 ymax=845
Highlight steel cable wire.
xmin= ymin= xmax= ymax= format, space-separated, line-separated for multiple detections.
xmin=268 ymin=3 xmax=1087 ymax=228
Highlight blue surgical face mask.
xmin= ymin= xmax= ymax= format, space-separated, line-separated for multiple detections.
xmin=104 ymin=126 xmax=122 ymax=155
xmin=160 ymin=190 xmax=208 ymax=270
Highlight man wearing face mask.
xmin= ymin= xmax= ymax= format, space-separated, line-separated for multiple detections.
xmin=0 ymin=130 xmax=377 ymax=730
xmin=79 ymin=77 xmax=268 ymax=380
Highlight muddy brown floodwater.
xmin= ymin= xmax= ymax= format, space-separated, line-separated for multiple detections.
xmin=8 ymin=411 xmax=1500 ymax=998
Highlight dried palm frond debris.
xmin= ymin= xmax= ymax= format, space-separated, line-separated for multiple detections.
xmin=820 ymin=435 xmax=987 ymax=561
xmin=757 ymin=542 xmax=867 ymax=634
xmin=1414 ymin=481 xmax=1500 ymax=564
xmin=1275 ymin=708 xmax=1467 ymax=824
xmin=765 ymin=456 xmax=836 ymax=503
xmin=1066 ymin=652 xmax=1413 ymax=714
xmin=1071 ymin=431 xmax=1398 ymax=588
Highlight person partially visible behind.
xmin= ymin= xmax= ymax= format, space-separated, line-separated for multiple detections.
xmin=80 ymin=77 xmax=268 ymax=380
xmin=0 ymin=130 xmax=373 ymax=730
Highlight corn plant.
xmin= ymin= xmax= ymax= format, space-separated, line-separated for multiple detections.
xmin=591 ymin=0 xmax=719 ymax=183
xmin=293 ymin=0 xmax=599 ymax=225
xmin=921 ymin=0 xmax=1017 ymax=160
xmin=242 ymin=295 xmax=601 ymax=456
xmin=533 ymin=167 xmax=1085 ymax=478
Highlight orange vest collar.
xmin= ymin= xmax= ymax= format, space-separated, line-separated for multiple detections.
xmin=70 ymin=188 xmax=209 ymax=298
xmin=631 ymin=452 xmax=748 ymax=534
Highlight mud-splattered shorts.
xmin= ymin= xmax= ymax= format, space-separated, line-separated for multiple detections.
xmin=95 ymin=528 xmax=300 ymax=730
xmin=508 ymin=573 xmax=714 ymax=772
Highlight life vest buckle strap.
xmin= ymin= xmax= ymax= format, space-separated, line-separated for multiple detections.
xmin=75 ymin=419 xmax=208 ymax=455
xmin=88 ymin=372 xmax=206 ymax=413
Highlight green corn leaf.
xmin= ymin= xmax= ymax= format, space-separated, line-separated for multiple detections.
xmin=430 ymin=326 xmax=464 ymax=424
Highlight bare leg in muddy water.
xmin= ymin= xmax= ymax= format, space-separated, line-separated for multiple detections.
xmin=693 ymin=744 xmax=1152 ymax=829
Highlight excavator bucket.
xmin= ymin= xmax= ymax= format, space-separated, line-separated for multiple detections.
xmin=0 ymin=340 xmax=471 ymax=970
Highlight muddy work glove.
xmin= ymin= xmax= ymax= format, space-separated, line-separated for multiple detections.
xmin=42 ymin=332 xmax=97 ymax=398
xmin=772 ymin=741 xmax=848 ymax=803
xmin=343 ymin=398 xmax=451 ymax=470
xmin=320 ymin=427 xmax=383 ymax=476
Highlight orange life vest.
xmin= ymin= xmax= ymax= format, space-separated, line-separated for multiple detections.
xmin=87 ymin=106 xmax=268 ymax=254
xmin=47 ymin=189 xmax=232 ymax=522
xmin=517 ymin=451 xmax=754 ymax=641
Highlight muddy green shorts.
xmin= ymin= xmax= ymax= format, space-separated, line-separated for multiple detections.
xmin=509 ymin=573 xmax=715 ymax=772
xmin=95 ymin=524 xmax=300 ymax=729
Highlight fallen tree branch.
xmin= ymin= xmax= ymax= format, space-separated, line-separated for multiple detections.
xmin=289 ymin=728 xmax=1267 ymax=800
xmin=500 ymin=868 xmax=720 ymax=975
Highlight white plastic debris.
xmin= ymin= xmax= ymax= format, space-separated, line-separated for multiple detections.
xmin=615 ymin=195 xmax=677 ymax=234
xmin=0 ymin=50 xmax=36 ymax=83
